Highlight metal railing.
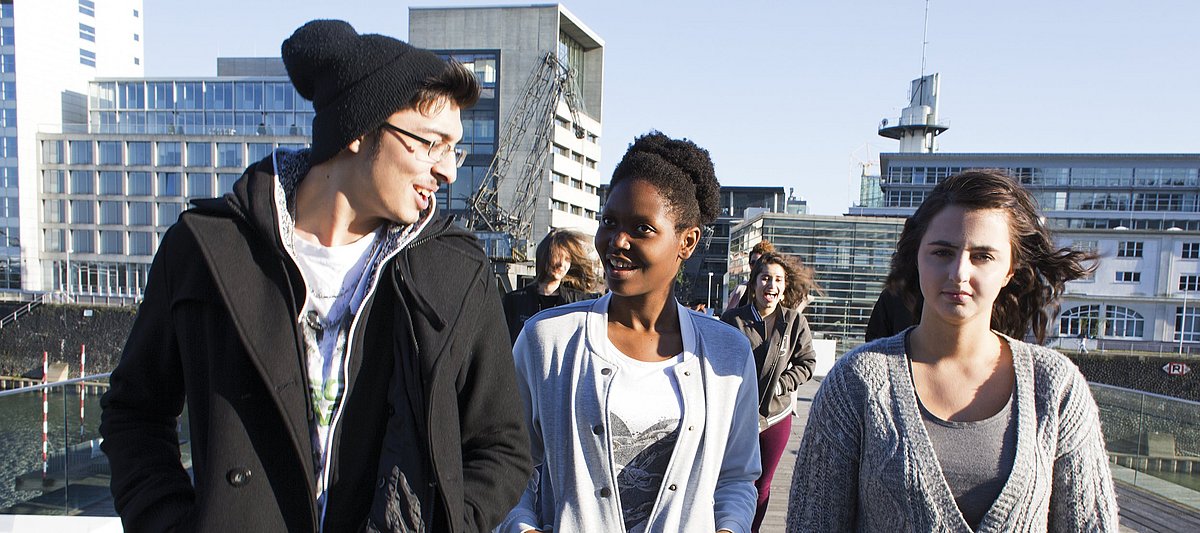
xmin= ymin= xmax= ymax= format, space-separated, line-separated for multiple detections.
xmin=0 ymin=294 xmax=50 ymax=329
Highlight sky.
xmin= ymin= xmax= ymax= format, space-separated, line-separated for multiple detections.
xmin=145 ymin=0 xmax=1200 ymax=215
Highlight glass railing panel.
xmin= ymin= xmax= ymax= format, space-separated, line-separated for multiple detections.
xmin=0 ymin=374 xmax=191 ymax=517
xmin=1092 ymin=383 xmax=1200 ymax=510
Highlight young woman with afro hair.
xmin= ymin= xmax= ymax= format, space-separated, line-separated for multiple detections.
xmin=501 ymin=132 xmax=761 ymax=533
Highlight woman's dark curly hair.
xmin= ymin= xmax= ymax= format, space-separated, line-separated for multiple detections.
xmin=886 ymin=169 xmax=1096 ymax=343
xmin=610 ymin=131 xmax=721 ymax=229
xmin=750 ymin=252 xmax=824 ymax=309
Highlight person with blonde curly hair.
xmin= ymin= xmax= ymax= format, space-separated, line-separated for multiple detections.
xmin=502 ymin=228 xmax=601 ymax=342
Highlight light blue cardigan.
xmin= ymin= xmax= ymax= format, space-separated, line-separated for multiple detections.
xmin=500 ymin=293 xmax=761 ymax=533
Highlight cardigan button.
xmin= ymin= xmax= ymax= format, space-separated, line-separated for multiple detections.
xmin=592 ymin=424 xmax=604 ymax=435
xmin=683 ymin=370 xmax=691 ymax=377
xmin=601 ymin=368 xmax=612 ymax=376
xmin=226 ymin=467 xmax=252 ymax=487
xmin=599 ymin=487 xmax=612 ymax=497
xmin=668 ymin=483 xmax=677 ymax=491
xmin=688 ymin=426 xmax=695 ymax=431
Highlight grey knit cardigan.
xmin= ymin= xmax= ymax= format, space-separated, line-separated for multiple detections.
xmin=785 ymin=330 xmax=1119 ymax=532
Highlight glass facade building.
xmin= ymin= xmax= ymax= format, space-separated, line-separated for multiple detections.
xmin=729 ymin=213 xmax=905 ymax=342
xmin=0 ymin=1 xmax=18 ymax=289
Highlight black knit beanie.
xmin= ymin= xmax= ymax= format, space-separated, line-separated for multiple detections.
xmin=282 ymin=19 xmax=448 ymax=165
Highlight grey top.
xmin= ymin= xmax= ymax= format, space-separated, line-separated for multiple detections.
xmin=917 ymin=383 xmax=1017 ymax=530
xmin=786 ymin=329 xmax=1119 ymax=532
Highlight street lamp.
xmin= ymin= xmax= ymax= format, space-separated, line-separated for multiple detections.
xmin=707 ymin=271 xmax=714 ymax=314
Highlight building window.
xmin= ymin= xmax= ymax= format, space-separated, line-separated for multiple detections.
xmin=186 ymin=142 xmax=211 ymax=167
xmin=158 ymin=203 xmax=183 ymax=226
xmin=100 ymin=230 xmax=124 ymax=254
xmin=127 ymin=172 xmax=152 ymax=195
xmin=79 ymin=23 xmax=96 ymax=42
xmin=218 ymin=173 xmax=239 ymax=194
xmin=80 ymin=49 xmax=96 ymax=68
xmin=98 ymin=141 xmax=122 ymax=165
xmin=69 ymin=141 xmax=93 ymax=165
xmin=99 ymin=201 xmax=123 ymax=225
xmin=216 ymin=143 xmax=242 ymax=168
xmin=157 ymin=173 xmax=182 ymax=196
xmin=43 ymin=141 xmax=64 ymax=165
xmin=44 ymin=200 xmax=65 ymax=223
xmin=1059 ymin=304 xmax=1100 ymax=337
xmin=187 ymin=173 xmax=212 ymax=198
xmin=1183 ymin=242 xmax=1200 ymax=259
xmin=72 ymin=230 xmax=95 ymax=253
xmin=133 ymin=33 xmax=140 ymax=42
xmin=1115 ymin=271 xmax=1141 ymax=283
xmin=127 ymin=142 xmax=151 ymax=165
xmin=1177 ymin=306 xmax=1200 ymax=343
xmin=156 ymin=142 xmax=181 ymax=166
xmin=1117 ymin=241 xmax=1143 ymax=258
xmin=1182 ymin=275 xmax=1200 ymax=291
xmin=128 ymin=202 xmax=152 ymax=225
xmin=1104 ymin=306 xmax=1144 ymax=338
xmin=70 ymin=200 xmax=95 ymax=224
xmin=70 ymin=170 xmax=95 ymax=194
xmin=129 ymin=232 xmax=152 ymax=255
xmin=44 ymin=171 xmax=65 ymax=194
xmin=134 ymin=57 xmax=140 ymax=66
xmin=99 ymin=171 xmax=123 ymax=195
xmin=79 ymin=0 xmax=95 ymax=17
xmin=1072 ymin=240 xmax=1098 ymax=254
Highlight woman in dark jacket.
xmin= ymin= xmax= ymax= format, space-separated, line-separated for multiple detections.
xmin=502 ymin=228 xmax=600 ymax=342
xmin=720 ymin=251 xmax=820 ymax=532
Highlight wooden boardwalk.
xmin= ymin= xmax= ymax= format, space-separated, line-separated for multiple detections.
xmin=759 ymin=379 xmax=1200 ymax=532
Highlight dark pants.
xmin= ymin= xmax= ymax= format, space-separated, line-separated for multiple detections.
xmin=752 ymin=414 xmax=793 ymax=532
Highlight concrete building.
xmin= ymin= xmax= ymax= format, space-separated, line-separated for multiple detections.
xmin=3 ymin=0 xmax=144 ymax=293
xmin=409 ymin=4 xmax=604 ymax=242
xmin=36 ymin=61 xmax=309 ymax=300
xmin=729 ymin=212 xmax=905 ymax=341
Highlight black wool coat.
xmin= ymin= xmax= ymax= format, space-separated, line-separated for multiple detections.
xmin=100 ymin=156 xmax=530 ymax=532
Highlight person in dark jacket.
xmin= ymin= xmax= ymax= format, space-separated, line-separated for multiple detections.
xmin=99 ymin=20 xmax=529 ymax=532
xmin=720 ymin=251 xmax=819 ymax=532
xmin=865 ymin=286 xmax=916 ymax=341
xmin=502 ymin=228 xmax=600 ymax=342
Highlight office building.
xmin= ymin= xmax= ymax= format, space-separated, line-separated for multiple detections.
xmin=729 ymin=212 xmax=905 ymax=341
xmin=3 ymin=0 xmax=144 ymax=292
xmin=37 ymin=61 xmax=309 ymax=299
xmin=409 ymin=4 xmax=604 ymax=242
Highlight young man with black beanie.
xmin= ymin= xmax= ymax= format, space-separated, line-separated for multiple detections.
xmin=100 ymin=20 xmax=530 ymax=532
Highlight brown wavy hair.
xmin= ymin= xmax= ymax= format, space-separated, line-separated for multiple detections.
xmin=750 ymin=252 xmax=824 ymax=309
xmin=536 ymin=228 xmax=600 ymax=293
xmin=886 ymin=169 xmax=1096 ymax=342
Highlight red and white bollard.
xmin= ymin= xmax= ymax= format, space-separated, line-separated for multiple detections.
xmin=42 ymin=350 xmax=48 ymax=479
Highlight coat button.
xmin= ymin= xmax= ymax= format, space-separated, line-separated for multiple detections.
xmin=668 ymin=483 xmax=677 ymax=491
xmin=387 ymin=404 xmax=395 ymax=416
xmin=592 ymin=424 xmax=604 ymax=435
xmin=599 ymin=487 xmax=612 ymax=497
xmin=226 ymin=467 xmax=252 ymax=487
xmin=683 ymin=371 xmax=691 ymax=376
xmin=601 ymin=368 xmax=612 ymax=376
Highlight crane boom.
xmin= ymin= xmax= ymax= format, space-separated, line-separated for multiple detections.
xmin=468 ymin=52 xmax=585 ymax=262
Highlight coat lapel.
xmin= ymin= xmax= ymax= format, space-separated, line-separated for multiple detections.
xmin=184 ymin=214 xmax=315 ymax=481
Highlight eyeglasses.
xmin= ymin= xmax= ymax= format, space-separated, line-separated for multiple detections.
xmin=380 ymin=122 xmax=469 ymax=168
